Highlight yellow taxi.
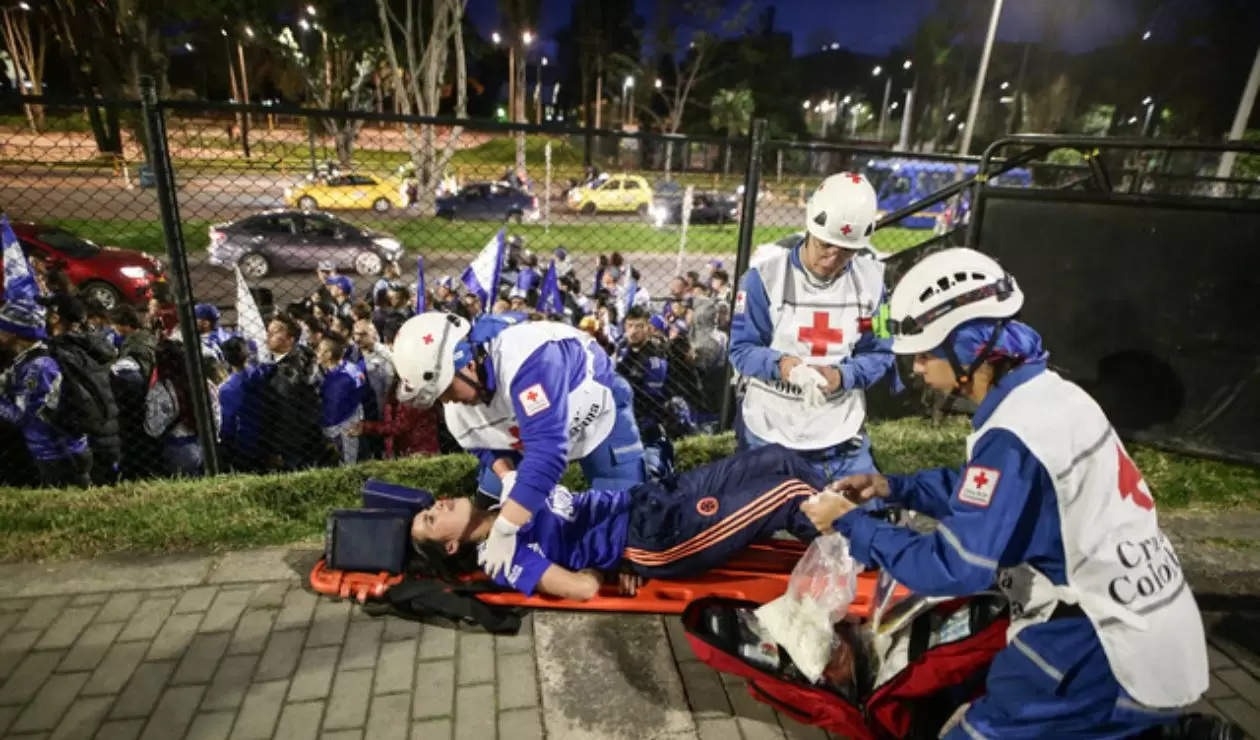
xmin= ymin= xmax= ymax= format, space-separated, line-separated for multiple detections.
xmin=566 ymin=174 xmax=654 ymax=215
xmin=285 ymin=173 xmax=409 ymax=213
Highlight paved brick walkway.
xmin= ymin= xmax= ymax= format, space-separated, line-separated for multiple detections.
xmin=0 ymin=549 xmax=1256 ymax=740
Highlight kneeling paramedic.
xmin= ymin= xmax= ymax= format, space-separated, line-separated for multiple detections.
xmin=392 ymin=311 xmax=648 ymax=579
xmin=802 ymin=248 xmax=1208 ymax=739
xmin=410 ymin=444 xmax=826 ymax=600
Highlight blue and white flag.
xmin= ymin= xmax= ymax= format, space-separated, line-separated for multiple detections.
xmin=460 ymin=228 xmax=506 ymax=313
xmin=234 ymin=265 xmax=270 ymax=363
xmin=415 ymin=255 xmax=427 ymax=313
xmin=2 ymin=215 xmax=41 ymax=305
xmin=536 ymin=260 xmax=563 ymax=315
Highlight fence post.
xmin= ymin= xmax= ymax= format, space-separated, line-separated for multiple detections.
xmin=139 ymin=76 xmax=222 ymax=476
xmin=719 ymin=118 xmax=768 ymax=433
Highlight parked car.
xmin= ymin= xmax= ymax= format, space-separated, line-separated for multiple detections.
xmin=436 ymin=182 xmax=540 ymax=222
xmin=285 ymin=173 xmax=409 ymax=213
xmin=648 ymin=188 xmax=739 ymax=227
xmin=207 ymin=210 xmax=406 ymax=279
xmin=565 ymin=174 xmax=654 ymax=215
xmin=3 ymin=222 xmax=168 ymax=310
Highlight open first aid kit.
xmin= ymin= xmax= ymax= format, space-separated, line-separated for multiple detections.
xmin=681 ymin=533 xmax=1009 ymax=740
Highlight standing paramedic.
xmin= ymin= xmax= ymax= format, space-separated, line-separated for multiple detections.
xmin=391 ymin=311 xmax=648 ymax=579
xmin=729 ymin=172 xmax=898 ymax=482
xmin=803 ymin=248 xmax=1209 ymax=739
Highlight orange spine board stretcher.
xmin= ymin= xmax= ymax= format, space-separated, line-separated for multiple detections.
xmin=309 ymin=541 xmax=906 ymax=617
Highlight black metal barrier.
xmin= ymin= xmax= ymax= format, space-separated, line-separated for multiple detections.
xmin=969 ymin=136 xmax=1260 ymax=465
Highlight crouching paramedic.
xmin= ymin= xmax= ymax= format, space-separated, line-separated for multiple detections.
xmin=409 ymin=444 xmax=826 ymax=599
xmin=803 ymin=248 xmax=1208 ymax=739
xmin=391 ymin=311 xmax=647 ymax=579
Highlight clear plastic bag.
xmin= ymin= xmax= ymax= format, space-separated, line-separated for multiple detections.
xmin=755 ymin=532 xmax=861 ymax=683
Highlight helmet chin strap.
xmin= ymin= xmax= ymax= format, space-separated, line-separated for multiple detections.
xmin=939 ymin=319 xmax=1009 ymax=414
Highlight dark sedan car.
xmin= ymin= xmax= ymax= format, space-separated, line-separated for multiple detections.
xmin=207 ymin=210 xmax=405 ymax=279
xmin=436 ymin=182 xmax=540 ymax=222
xmin=648 ymin=191 xmax=739 ymax=227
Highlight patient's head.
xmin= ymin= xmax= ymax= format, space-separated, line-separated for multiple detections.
xmin=410 ymin=497 xmax=483 ymax=555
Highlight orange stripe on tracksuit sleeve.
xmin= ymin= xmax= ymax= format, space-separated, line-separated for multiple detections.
xmin=623 ymin=482 xmax=815 ymax=566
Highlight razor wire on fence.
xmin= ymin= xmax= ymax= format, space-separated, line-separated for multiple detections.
xmin=1 ymin=89 xmax=1257 ymax=488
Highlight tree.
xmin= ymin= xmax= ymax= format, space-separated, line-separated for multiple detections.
xmin=620 ymin=0 xmax=751 ymax=136
xmin=710 ymin=87 xmax=753 ymax=174
xmin=375 ymin=0 xmax=469 ymax=204
xmin=1 ymin=6 xmax=45 ymax=132
xmin=41 ymin=0 xmax=134 ymax=154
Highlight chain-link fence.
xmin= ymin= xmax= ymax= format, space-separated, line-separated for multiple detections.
xmin=2 ymin=88 xmax=1256 ymax=487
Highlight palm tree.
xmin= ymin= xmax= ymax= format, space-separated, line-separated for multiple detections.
xmin=710 ymin=87 xmax=753 ymax=174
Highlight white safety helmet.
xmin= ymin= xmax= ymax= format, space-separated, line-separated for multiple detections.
xmin=886 ymin=248 xmax=1024 ymax=355
xmin=392 ymin=312 xmax=472 ymax=408
xmin=805 ymin=172 xmax=880 ymax=253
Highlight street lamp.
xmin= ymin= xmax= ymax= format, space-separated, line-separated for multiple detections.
xmin=491 ymin=31 xmax=501 ymax=44
xmin=872 ymin=65 xmax=882 ymax=77
xmin=903 ymin=60 xmax=912 ymax=70
xmin=1000 ymin=81 xmax=1010 ymax=90
xmin=185 ymin=42 xmax=195 ymax=51
xmin=1142 ymin=96 xmax=1153 ymax=106
xmin=523 ymin=31 xmax=534 ymax=46
xmin=890 ymin=101 xmax=899 ymax=111
xmin=299 ymin=19 xmax=311 ymax=31
xmin=655 ymin=78 xmax=662 ymax=90
xmin=843 ymin=95 xmax=852 ymax=104
xmin=306 ymin=5 xmax=317 ymax=16
xmin=1142 ymin=30 xmax=1152 ymax=41
xmin=947 ymin=112 xmax=957 ymax=121
xmin=803 ymin=100 xmax=811 ymax=109
xmin=541 ymin=57 xmax=548 ymax=66
xmin=623 ymin=76 xmax=634 ymax=126
xmin=17 ymin=1 xmax=30 ymax=9
xmin=244 ymin=26 xmax=255 ymax=39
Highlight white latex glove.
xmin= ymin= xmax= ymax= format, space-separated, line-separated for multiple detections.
xmin=478 ymin=516 xmax=521 ymax=579
xmin=788 ymin=363 xmax=829 ymax=410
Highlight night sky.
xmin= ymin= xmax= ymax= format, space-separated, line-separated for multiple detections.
xmin=464 ymin=0 xmax=1154 ymax=60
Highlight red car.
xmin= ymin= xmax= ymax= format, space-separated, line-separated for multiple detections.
xmin=4 ymin=222 xmax=169 ymax=310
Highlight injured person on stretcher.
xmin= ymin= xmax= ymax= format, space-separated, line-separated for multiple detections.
xmin=410 ymin=443 xmax=829 ymax=601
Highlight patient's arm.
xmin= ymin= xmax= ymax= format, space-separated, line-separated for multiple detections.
xmin=537 ymin=565 xmax=603 ymax=601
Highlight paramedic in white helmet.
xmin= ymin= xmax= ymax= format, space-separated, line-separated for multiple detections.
xmin=802 ymin=248 xmax=1210 ymax=738
xmin=729 ymin=171 xmax=899 ymax=483
xmin=391 ymin=311 xmax=647 ymax=583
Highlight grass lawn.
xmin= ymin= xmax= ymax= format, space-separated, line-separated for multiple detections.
xmin=0 ymin=420 xmax=1256 ymax=563
xmin=47 ymin=216 xmax=929 ymax=259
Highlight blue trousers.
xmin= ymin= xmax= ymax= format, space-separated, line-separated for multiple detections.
xmin=740 ymin=424 xmax=879 ymax=482
xmin=623 ymin=444 xmax=825 ymax=579
xmin=477 ymin=375 xmax=648 ymax=500
xmin=944 ymin=617 xmax=1177 ymax=740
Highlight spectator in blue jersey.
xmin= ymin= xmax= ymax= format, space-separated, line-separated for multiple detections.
xmin=195 ymin=303 xmax=233 ymax=366
xmin=615 ymin=307 xmax=668 ymax=432
xmin=729 ymin=172 xmax=897 ymax=484
xmin=218 ymin=336 xmax=265 ymax=472
xmin=409 ymin=443 xmax=825 ymax=600
xmin=0 ymin=301 xmax=93 ymax=487
xmin=802 ymin=248 xmax=1210 ymax=740
xmin=391 ymin=310 xmax=648 ymax=580
xmin=316 ymin=333 xmax=366 ymax=465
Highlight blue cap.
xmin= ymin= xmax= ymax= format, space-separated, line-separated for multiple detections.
xmin=554 ymin=247 xmax=568 ymax=260
xmin=326 ymin=275 xmax=354 ymax=297
xmin=194 ymin=303 xmax=220 ymax=324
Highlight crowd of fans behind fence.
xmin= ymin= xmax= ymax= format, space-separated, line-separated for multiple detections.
xmin=0 ymin=243 xmax=735 ymax=488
